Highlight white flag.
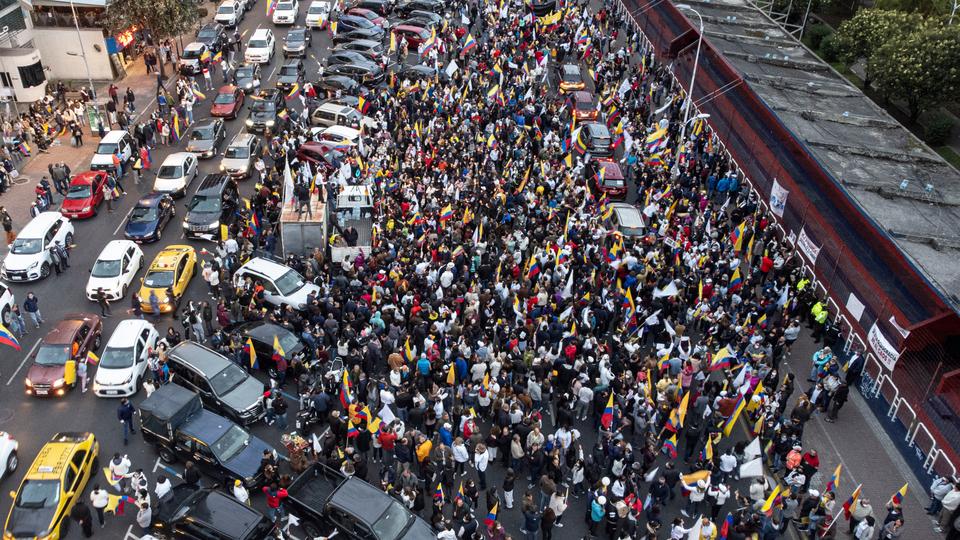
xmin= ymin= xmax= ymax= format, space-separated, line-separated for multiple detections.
xmin=744 ymin=436 xmax=762 ymax=459
xmin=283 ymin=158 xmax=295 ymax=205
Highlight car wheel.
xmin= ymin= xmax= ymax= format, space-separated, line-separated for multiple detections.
xmin=92 ymin=334 xmax=102 ymax=351
xmin=156 ymin=228 xmax=162 ymax=241
xmin=1 ymin=308 xmax=10 ymax=326
xmin=159 ymin=447 xmax=177 ymax=464
xmin=5 ymin=451 xmax=17 ymax=475
xmin=135 ymin=375 xmax=143 ymax=394
xmin=40 ymin=262 xmax=50 ymax=278
xmin=65 ymin=233 xmax=74 ymax=246
xmin=267 ymin=366 xmax=279 ymax=379
xmin=303 ymin=521 xmax=323 ymax=538
xmin=121 ymin=284 xmax=127 ymax=298
xmin=59 ymin=518 xmax=71 ymax=538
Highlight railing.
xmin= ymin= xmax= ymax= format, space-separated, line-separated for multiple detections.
xmin=613 ymin=0 xmax=959 ymax=482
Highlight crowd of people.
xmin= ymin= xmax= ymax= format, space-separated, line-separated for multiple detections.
xmin=5 ymin=0 xmax=954 ymax=537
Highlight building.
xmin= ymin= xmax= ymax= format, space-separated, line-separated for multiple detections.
xmin=0 ymin=0 xmax=48 ymax=103
xmin=621 ymin=0 xmax=960 ymax=476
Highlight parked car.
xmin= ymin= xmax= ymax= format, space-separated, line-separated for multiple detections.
xmin=347 ymin=7 xmax=389 ymax=27
xmin=395 ymin=0 xmax=443 ymax=15
xmin=272 ymin=0 xmax=300 ymax=24
xmin=349 ymin=0 xmax=392 ymax=15
xmin=196 ymin=22 xmax=228 ymax=51
xmin=332 ymin=27 xmax=384 ymax=43
xmin=92 ymin=319 xmax=159 ymax=397
xmin=211 ymin=85 xmax=246 ymax=119
xmin=153 ymin=485 xmax=275 ymax=539
xmin=296 ymin=142 xmax=345 ymax=170
xmin=153 ymin=152 xmax=199 ymax=197
xmin=3 ymin=433 xmax=97 ymax=540
xmin=326 ymin=62 xmax=383 ymax=84
xmin=85 ymin=239 xmax=144 ymax=301
xmin=225 ymin=321 xmax=304 ymax=378
xmin=405 ymin=9 xmax=443 ymax=27
xmin=315 ymin=75 xmax=361 ymax=94
xmin=326 ymin=50 xmax=374 ymax=67
xmin=124 ymin=192 xmax=176 ymax=243
xmin=0 ymin=212 xmax=74 ymax=282
xmin=138 ymin=245 xmax=197 ymax=314
xmin=283 ymin=27 xmax=312 ymax=57
xmin=336 ymin=14 xmax=381 ymax=34
xmin=59 ymin=170 xmax=110 ymax=219
xmin=286 ymin=463 xmax=435 ymax=540
xmin=183 ymin=174 xmax=241 ymax=241
xmin=164 ymin=341 xmax=266 ymax=425
xmin=220 ymin=133 xmax=263 ymax=180
xmin=391 ymin=24 xmax=431 ymax=46
xmin=305 ymin=0 xmax=333 ymax=28
xmin=332 ymin=39 xmax=384 ymax=61
xmin=185 ymin=118 xmax=227 ymax=159
xmin=233 ymin=63 xmax=262 ymax=92
xmin=179 ymin=42 xmax=212 ymax=75
xmin=139 ymin=384 xmax=274 ymax=486
xmin=25 ymin=314 xmax=102 ymax=397
xmin=245 ymin=89 xmax=288 ymax=133
xmin=232 ymin=257 xmax=322 ymax=310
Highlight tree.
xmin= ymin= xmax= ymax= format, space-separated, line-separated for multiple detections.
xmin=867 ymin=25 xmax=960 ymax=121
xmin=104 ymin=0 xmax=200 ymax=77
xmin=832 ymin=9 xmax=930 ymax=65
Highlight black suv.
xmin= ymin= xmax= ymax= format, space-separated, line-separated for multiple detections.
xmin=183 ymin=174 xmax=241 ymax=241
xmin=197 ymin=22 xmax=228 ymax=52
xmin=245 ymin=88 xmax=287 ymax=133
xmin=154 ymin=485 xmax=275 ymax=539
xmin=276 ymin=59 xmax=305 ymax=92
xmin=165 ymin=341 xmax=266 ymax=425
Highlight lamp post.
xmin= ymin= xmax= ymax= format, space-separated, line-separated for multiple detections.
xmin=69 ymin=0 xmax=96 ymax=99
xmin=675 ymin=4 xmax=703 ymax=148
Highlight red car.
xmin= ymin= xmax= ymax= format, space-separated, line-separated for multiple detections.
xmin=211 ymin=85 xmax=245 ymax=119
xmin=347 ymin=7 xmax=388 ymax=28
xmin=588 ymin=159 xmax=627 ymax=199
xmin=392 ymin=24 xmax=431 ymax=46
xmin=296 ymin=142 xmax=345 ymax=171
xmin=59 ymin=171 xmax=109 ymax=219
xmin=567 ymin=91 xmax=599 ymax=122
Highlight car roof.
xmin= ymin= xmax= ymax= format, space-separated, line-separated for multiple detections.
xmin=184 ymin=489 xmax=265 ymax=537
xmin=43 ymin=316 xmax=91 ymax=345
xmin=329 ymin=478 xmax=394 ymax=524
xmin=136 ymin=192 xmax=167 ymax=207
xmin=160 ymin=152 xmax=194 ymax=167
xmin=179 ymin=409 xmax=232 ymax=441
xmin=239 ymin=257 xmax=291 ymax=279
xmin=323 ymin=125 xmax=361 ymax=138
xmin=106 ymin=319 xmax=153 ymax=349
xmin=571 ymin=90 xmax=594 ymax=102
xmin=217 ymin=84 xmax=239 ymax=93
xmin=195 ymin=174 xmax=232 ymax=195
xmin=97 ymin=239 xmax=135 ymax=260
xmin=611 ymin=203 xmax=643 ymax=226
xmin=191 ymin=118 xmax=219 ymax=130
xmin=184 ymin=42 xmax=205 ymax=52
xmin=69 ymin=171 xmax=102 ymax=185
xmin=394 ymin=24 xmax=426 ymax=32
xmin=309 ymin=0 xmax=331 ymax=6
xmin=250 ymin=28 xmax=273 ymax=39
xmin=20 ymin=211 xmax=63 ymax=236
xmin=229 ymin=132 xmax=258 ymax=147
xmin=597 ymin=159 xmax=624 ymax=178
xmin=260 ymin=88 xmax=282 ymax=98
xmin=338 ymin=38 xmax=380 ymax=48
xmin=28 ymin=433 xmax=94 ymax=480
xmin=150 ymin=245 xmax=194 ymax=269
xmin=317 ymin=102 xmax=357 ymax=114
xmin=168 ymin=341 xmax=232 ymax=377
xmin=100 ymin=130 xmax=128 ymax=143
xmin=586 ymin=122 xmax=610 ymax=136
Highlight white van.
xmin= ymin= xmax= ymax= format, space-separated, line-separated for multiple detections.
xmin=0 ymin=213 xmax=74 ymax=282
xmin=245 ymin=28 xmax=276 ymax=64
xmin=90 ymin=130 xmax=137 ymax=175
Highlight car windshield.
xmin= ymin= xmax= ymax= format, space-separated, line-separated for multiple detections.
xmin=236 ymin=67 xmax=255 ymax=79
xmin=275 ymin=268 xmax=306 ymax=296
xmin=35 ymin=345 xmax=70 ymax=366
xmin=187 ymin=195 xmax=220 ymax=213
xmin=217 ymin=5 xmax=235 ymax=13
xmin=144 ymin=270 xmax=174 ymax=288
xmin=308 ymin=4 xmax=328 ymax=12
xmin=198 ymin=28 xmax=219 ymax=40
xmin=251 ymin=100 xmax=276 ymax=112
xmin=96 ymin=142 xmax=118 ymax=155
xmin=191 ymin=126 xmax=214 ymax=140
xmin=372 ymin=500 xmax=413 ymax=540
xmin=99 ymin=346 xmax=135 ymax=369
xmin=91 ymin=259 xmax=121 ymax=278
xmin=603 ymin=177 xmax=626 ymax=187
xmin=211 ymin=425 xmax=250 ymax=462
xmin=214 ymin=93 xmax=235 ymax=104
xmin=277 ymin=1 xmax=294 ymax=9
xmin=130 ymin=206 xmax=159 ymax=223
xmin=15 ymin=480 xmax=60 ymax=509
xmin=10 ymin=237 xmax=42 ymax=255
xmin=225 ymin=145 xmax=250 ymax=159
xmin=274 ymin=330 xmax=300 ymax=356
xmin=280 ymin=66 xmax=299 ymax=76
xmin=182 ymin=48 xmax=204 ymax=59
xmin=248 ymin=39 xmax=270 ymax=48
xmin=563 ymin=71 xmax=580 ymax=82
xmin=210 ymin=363 xmax=248 ymax=395
xmin=66 ymin=184 xmax=92 ymax=199
xmin=157 ymin=165 xmax=182 ymax=179
xmin=288 ymin=32 xmax=305 ymax=42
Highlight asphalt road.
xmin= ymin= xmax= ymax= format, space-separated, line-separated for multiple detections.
xmin=0 ymin=3 xmax=821 ymax=540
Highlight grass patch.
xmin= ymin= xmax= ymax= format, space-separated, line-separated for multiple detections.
xmin=935 ymin=146 xmax=960 ymax=170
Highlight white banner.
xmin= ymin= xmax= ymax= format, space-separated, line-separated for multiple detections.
xmin=845 ymin=293 xmax=865 ymax=322
xmin=868 ymin=322 xmax=901 ymax=371
xmin=770 ymin=179 xmax=789 ymax=217
xmin=797 ymin=227 xmax=821 ymax=264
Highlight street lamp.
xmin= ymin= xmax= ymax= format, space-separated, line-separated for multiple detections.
xmin=68 ymin=0 xmax=96 ymax=99
xmin=675 ymin=4 xmax=703 ymax=149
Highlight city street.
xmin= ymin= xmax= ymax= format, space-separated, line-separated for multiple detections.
xmin=0 ymin=1 xmax=944 ymax=540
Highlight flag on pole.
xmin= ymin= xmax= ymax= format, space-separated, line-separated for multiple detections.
xmin=842 ymin=484 xmax=863 ymax=519
xmin=890 ymin=483 xmax=908 ymax=506
xmin=339 ymin=371 xmax=354 ymax=408
xmin=434 ymin=483 xmax=444 ymax=503
xmin=600 ymin=393 xmax=614 ymax=428
xmin=825 ymin=464 xmax=842 ymax=493
xmin=484 ymin=502 xmax=498 ymax=527
xmin=0 ymin=323 xmax=20 ymax=350
xmin=722 ymin=393 xmax=746 ymax=437
xmin=273 ymin=335 xmax=285 ymax=357
xmin=347 ymin=419 xmax=359 ymax=438
xmin=761 ymin=484 xmax=782 ymax=515
xmin=246 ymin=338 xmax=258 ymax=369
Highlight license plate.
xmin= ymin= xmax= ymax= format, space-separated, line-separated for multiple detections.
xmin=295 ymin=421 xmax=302 ymax=428
xmin=35 ymin=389 xmax=47 ymax=395
xmin=9 ymin=275 xmax=23 ymax=281
xmin=107 ymin=390 xmax=120 ymax=395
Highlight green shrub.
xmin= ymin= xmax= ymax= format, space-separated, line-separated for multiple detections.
xmin=922 ymin=114 xmax=954 ymax=146
xmin=820 ymin=33 xmax=840 ymax=62
xmin=807 ymin=23 xmax=833 ymax=50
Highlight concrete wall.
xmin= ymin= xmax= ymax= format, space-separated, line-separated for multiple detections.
xmin=0 ymin=46 xmax=47 ymax=102
xmin=32 ymin=26 xmax=111 ymax=81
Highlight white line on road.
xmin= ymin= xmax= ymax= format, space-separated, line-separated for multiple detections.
xmin=124 ymin=525 xmax=140 ymax=540
xmin=6 ymin=338 xmax=41 ymax=386
xmin=114 ymin=207 xmax=135 ymax=235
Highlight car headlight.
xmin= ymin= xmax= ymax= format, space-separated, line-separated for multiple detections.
xmin=121 ymin=374 xmax=133 ymax=385
xmin=266 ymin=120 xmax=275 ymax=126
xmin=244 ymin=83 xmax=253 ymax=89
xmin=29 ymin=261 xmax=39 ymax=269
xmin=24 ymin=379 xmax=32 ymax=387
xmin=82 ymin=206 xmax=91 ymax=212
xmin=245 ymin=119 xmax=254 ymax=126
xmin=220 ymin=164 xmax=226 ymax=171
xmin=208 ymin=221 xmax=220 ymax=230
xmin=161 ymin=296 xmax=170 ymax=304
xmin=53 ymin=378 xmax=65 ymax=388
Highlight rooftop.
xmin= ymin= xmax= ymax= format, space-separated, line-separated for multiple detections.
xmin=684 ymin=0 xmax=960 ymax=311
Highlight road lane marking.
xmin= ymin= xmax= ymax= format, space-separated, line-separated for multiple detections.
xmin=124 ymin=525 xmax=139 ymax=540
xmin=114 ymin=207 xmax=135 ymax=235
xmin=6 ymin=338 xmax=41 ymax=386
xmin=152 ymin=457 xmax=184 ymax=478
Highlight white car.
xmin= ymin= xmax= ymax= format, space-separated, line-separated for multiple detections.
xmin=245 ymin=28 xmax=276 ymax=64
xmin=0 ymin=432 xmax=17 ymax=479
xmin=0 ymin=212 xmax=74 ymax=282
xmin=272 ymin=0 xmax=300 ymax=24
xmin=93 ymin=319 xmax=159 ymax=397
xmin=316 ymin=124 xmax=362 ymax=147
xmin=0 ymin=281 xmax=14 ymax=326
xmin=153 ymin=152 xmax=199 ymax=198
xmin=214 ymin=0 xmax=244 ymax=27
xmin=232 ymin=257 xmax=321 ymax=310
xmin=305 ymin=0 xmax=332 ymax=28
xmin=86 ymin=240 xmax=144 ymax=302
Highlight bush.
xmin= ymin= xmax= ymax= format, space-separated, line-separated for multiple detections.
xmin=922 ymin=114 xmax=954 ymax=146
xmin=807 ymin=23 xmax=833 ymax=50
xmin=820 ymin=33 xmax=840 ymax=62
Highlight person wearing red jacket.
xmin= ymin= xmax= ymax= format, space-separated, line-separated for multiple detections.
xmin=379 ymin=427 xmax=398 ymax=468
xmin=262 ymin=482 xmax=288 ymax=523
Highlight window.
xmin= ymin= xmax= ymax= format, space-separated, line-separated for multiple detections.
xmin=70 ymin=451 xmax=87 ymax=483
xmin=0 ymin=72 xmax=11 ymax=87
xmin=63 ymin=465 xmax=77 ymax=492
xmin=18 ymin=61 xmax=45 ymax=89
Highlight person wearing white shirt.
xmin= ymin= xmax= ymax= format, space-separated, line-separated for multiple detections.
xmin=154 ymin=475 xmax=172 ymax=500
xmin=89 ymin=485 xmax=109 ymax=527
xmin=451 ymin=438 xmax=469 ymax=476
xmin=473 ymin=443 xmax=490 ymax=489
xmin=719 ymin=449 xmax=738 ymax=482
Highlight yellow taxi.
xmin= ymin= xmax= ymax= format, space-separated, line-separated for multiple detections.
xmin=138 ymin=245 xmax=197 ymax=314
xmin=559 ymin=64 xmax=586 ymax=94
xmin=4 ymin=432 xmax=99 ymax=540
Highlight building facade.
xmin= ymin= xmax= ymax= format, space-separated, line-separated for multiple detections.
xmin=0 ymin=0 xmax=48 ymax=103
